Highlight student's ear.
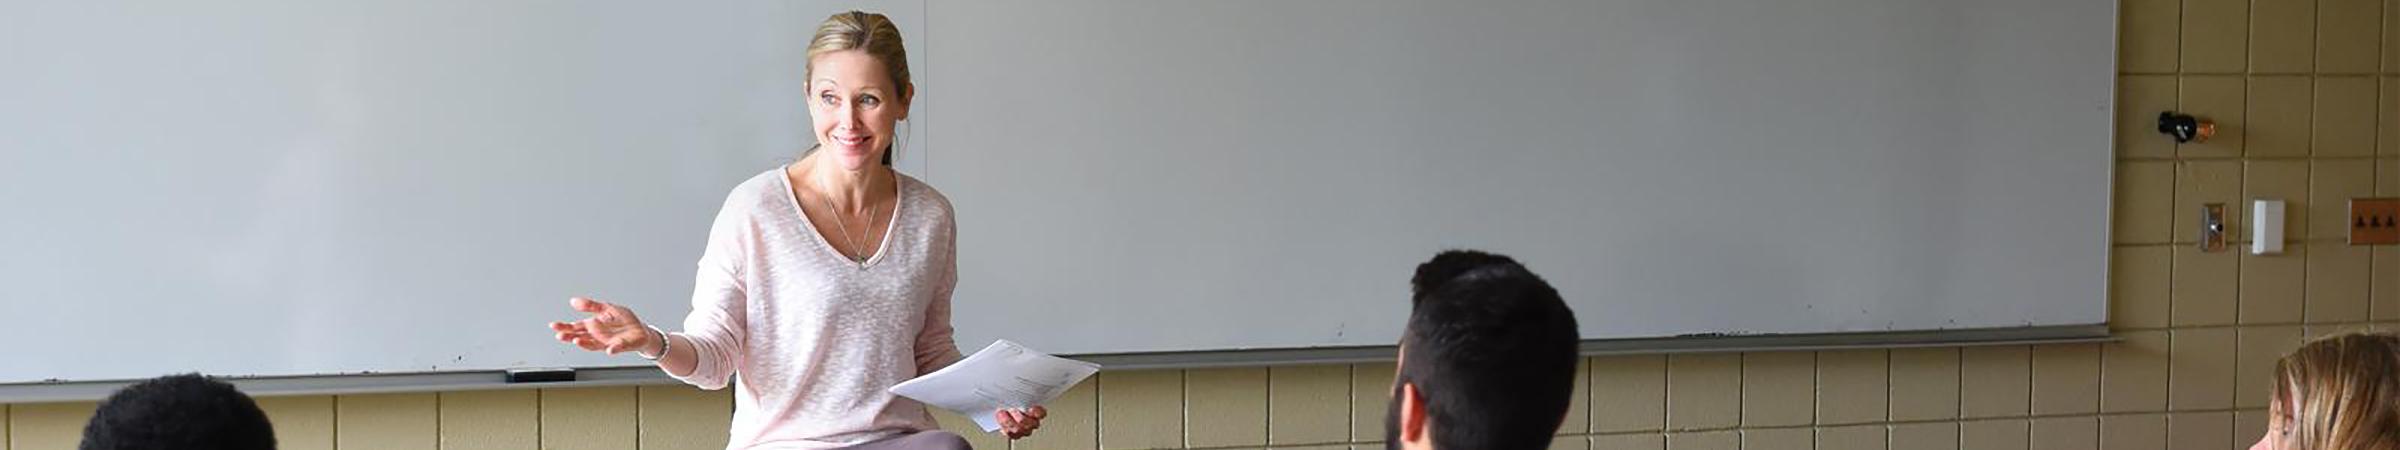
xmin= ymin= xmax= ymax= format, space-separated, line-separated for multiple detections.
xmin=1399 ymin=382 xmax=1429 ymax=446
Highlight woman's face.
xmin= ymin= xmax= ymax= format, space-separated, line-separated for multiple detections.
xmin=807 ymin=49 xmax=910 ymax=171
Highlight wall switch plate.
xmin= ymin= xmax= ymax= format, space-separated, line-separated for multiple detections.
xmin=2352 ymin=198 xmax=2400 ymax=245
xmin=2200 ymin=203 xmax=2228 ymax=252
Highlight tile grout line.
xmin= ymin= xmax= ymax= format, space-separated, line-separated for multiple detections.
xmin=634 ymin=386 xmax=644 ymax=450
xmin=1346 ymin=364 xmax=1358 ymax=446
xmin=1178 ymin=369 xmax=1190 ymax=450
xmin=434 ymin=391 xmax=443 ymax=450
xmin=1951 ymin=342 xmax=1964 ymax=449
xmin=533 ymin=389 xmax=544 ymax=450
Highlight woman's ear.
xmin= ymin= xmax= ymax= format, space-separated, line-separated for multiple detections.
xmin=897 ymin=81 xmax=916 ymax=121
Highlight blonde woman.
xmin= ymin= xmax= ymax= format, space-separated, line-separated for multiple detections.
xmin=547 ymin=11 xmax=1045 ymax=450
xmin=2248 ymin=332 xmax=2400 ymax=450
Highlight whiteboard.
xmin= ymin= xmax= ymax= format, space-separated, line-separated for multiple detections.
xmin=924 ymin=0 xmax=2115 ymax=354
xmin=0 ymin=0 xmax=2112 ymax=385
xmin=0 ymin=0 xmax=927 ymax=384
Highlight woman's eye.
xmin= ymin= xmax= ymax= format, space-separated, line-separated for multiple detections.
xmin=819 ymin=93 xmax=838 ymax=105
xmin=860 ymin=96 xmax=880 ymax=107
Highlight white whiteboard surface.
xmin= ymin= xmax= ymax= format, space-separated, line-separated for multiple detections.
xmin=0 ymin=0 xmax=2112 ymax=385
xmin=929 ymin=0 xmax=2114 ymax=355
xmin=0 ymin=0 xmax=926 ymax=384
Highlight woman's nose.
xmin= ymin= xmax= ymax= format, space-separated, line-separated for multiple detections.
xmin=836 ymin=103 xmax=863 ymax=128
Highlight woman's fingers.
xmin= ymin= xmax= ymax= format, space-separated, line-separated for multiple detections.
xmin=997 ymin=409 xmax=1029 ymax=439
xmin=555 ymin=298 xmax=631 ymax=353
xmin=557 ymin=326 xmax=597 ymax=343
xmin=550 ymin=322 xmax=578 ymax=341
xmin=570 ymin=297 xmax=605 ymax=313
xmin=578 ymin=318 xmax=613 ymax=337
xmin=985 ymin=407 xmax=1038 ymax=440
xmin=572 ymin=336 xmax=607 ymax=351
xmin=994 ymin=408 xmax=1042 ymax=439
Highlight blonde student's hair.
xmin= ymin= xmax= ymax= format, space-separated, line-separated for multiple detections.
xmin=2270 ymin=332 xmax=2400 ymax=450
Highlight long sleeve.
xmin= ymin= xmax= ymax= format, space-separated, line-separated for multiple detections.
xmin=913 ymin=211 xmax=963 ymax=375
xmin=669 ymin=200 xmax=751 ymax=390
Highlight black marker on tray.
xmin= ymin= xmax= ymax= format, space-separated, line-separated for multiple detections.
xmin=505 ymin=368 xmax=576 ymax=383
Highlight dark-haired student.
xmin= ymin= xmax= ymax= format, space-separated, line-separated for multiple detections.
xmin=1387 ymin=250 xmax=1581 ymax=450
xmin=81 ymin=373 xmax=276 ymax=450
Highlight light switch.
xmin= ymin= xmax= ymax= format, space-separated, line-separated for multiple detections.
xmin=2253 ymin=199 xmax=2283 ymax=254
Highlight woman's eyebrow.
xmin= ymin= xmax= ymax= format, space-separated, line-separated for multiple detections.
xmin=811 ymin=80 xmax=892 ymax=95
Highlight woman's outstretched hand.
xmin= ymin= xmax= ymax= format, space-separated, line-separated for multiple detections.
xmin=995 ymin=406 xmax=1046 ymax=440
xmin=548 ymin=297 xmax=655 ymax=356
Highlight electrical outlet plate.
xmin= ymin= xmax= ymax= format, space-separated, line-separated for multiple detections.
xmin=2352 ymin=198 xmax=2400 ymax=245
xmin=2201 ymin=203 xmax=2228 ymax=252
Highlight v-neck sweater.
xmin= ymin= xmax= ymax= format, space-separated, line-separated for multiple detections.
xmin=668 ymin=167 xmax=964 ymax=449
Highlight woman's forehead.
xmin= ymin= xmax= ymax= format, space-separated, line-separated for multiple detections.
xmin=810 ymin=51 xmax=892 ymax=90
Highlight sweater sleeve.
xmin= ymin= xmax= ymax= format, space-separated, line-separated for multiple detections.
xmin=913 ymin=205 xmax=964 ymax=375
xmin=668 ymin=198 xmax=751 ymax=390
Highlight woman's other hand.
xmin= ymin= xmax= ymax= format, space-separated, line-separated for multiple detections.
xmin=995 ymin=406 xmax=1046 ymax=440
xmin=548 ymin=297 xmax=656 ymax=356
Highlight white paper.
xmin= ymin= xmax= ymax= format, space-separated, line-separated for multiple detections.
xmin=889 ymin=339 xmax=1102 ymax=432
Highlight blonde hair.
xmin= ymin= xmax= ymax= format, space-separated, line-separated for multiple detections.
xmin=805 ymin=11 xmax=910 ymax=165
xmin=2270 ymin=332 xmax=2400 ymax=450
xmin=808 ymin=11 xmax=910 ymax=97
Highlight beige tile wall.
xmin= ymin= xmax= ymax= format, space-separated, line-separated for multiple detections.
xmin=5 ymin=0 xmax=2395 ymax=448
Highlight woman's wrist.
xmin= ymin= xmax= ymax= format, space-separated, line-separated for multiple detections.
xmin=638 ymin=325 xmax=671 ymax=360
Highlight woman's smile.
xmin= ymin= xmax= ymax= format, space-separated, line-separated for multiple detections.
xmin=832 ymin=133 xmax=872 ymax=149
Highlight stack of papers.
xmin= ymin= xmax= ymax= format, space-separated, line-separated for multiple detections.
xmin=889 ymin=340 xmax=1102 ymax=432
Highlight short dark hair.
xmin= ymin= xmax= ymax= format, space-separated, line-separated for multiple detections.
xmin=81 ymin=373 xmax=276 ymax=450
xmin=1391 ymin=250 xmax=1579 ymax=450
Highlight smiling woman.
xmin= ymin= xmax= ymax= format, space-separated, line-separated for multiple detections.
xmin=805 ymin=11 xmax=911 ymax=169
xmin=545 ymin=11 xmax=1044 ymax=450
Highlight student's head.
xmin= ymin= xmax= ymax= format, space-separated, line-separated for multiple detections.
xmin=806 ymin=10 xmax=912 ymax=169
xmin=2248 ymin=332 xmax=2400 ymax=450
xmin=1386 ymin=250 xmax=1580 ymax=450
xmin=81 ymin=373 xmax=276 ymax=450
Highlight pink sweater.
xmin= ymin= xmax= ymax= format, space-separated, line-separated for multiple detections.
xmin=667 ymin=168 xmax=965 ymax=449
